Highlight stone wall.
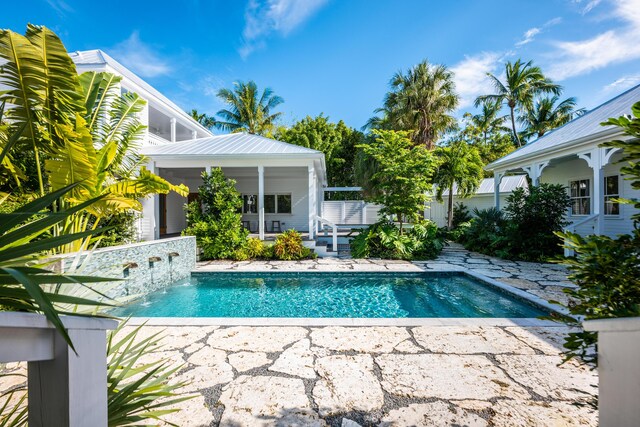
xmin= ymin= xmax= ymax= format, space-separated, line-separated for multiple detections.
xmin=57 ymin=236 xmax=196 ymax=300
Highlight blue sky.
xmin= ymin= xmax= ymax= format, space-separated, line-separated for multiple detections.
xmin=4 ymin=0 xmax=640 ymax=130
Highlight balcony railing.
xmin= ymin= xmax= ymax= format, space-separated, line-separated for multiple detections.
xmin=147 ymin=132 xmax=171 ymax=146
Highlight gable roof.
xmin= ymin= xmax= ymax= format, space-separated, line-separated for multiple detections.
xmin=487 ymin=83 xmax=640 ymax=169
xmin=69 ymin=49 xmax=212 ymax=137
xmin=440 ymin=175 xmax=528 ymax=197
xmin=141 ymin=132 xmax=322 ymax=157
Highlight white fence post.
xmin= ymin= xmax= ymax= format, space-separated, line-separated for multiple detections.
xmin=0 ymin=313 xmax=117 ymax=427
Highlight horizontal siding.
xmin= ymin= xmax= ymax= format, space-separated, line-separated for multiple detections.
xmin=426 ymin=194 xmax=510 ymax=227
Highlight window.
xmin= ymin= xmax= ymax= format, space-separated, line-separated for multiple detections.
xmin=241 ymin=194 xmax=291 ymax=214
xmin=570 ymin=179 xmax=590 ymax=215
xmin=605 ymin=175 xmax=620 ymax=216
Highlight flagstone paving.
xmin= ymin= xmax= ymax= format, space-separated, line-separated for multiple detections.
xmin=0 ymin=246 xmax=597 ymax=426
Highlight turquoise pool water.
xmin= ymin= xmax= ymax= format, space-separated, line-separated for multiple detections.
xmin=112 ymin=272 xmax=547 ymax=318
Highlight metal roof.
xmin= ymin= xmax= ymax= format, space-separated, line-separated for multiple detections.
xmin=141 ymin=132 xmax=323 ymax=157
xmin=488 ymin=83 xmax=640 ymax=169
xmin=440 ymin=175 xmax=528 ymax=196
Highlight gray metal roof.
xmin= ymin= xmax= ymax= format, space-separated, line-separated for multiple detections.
xmin=440 ymin=175 xmax=528 ymax=196
xmin=141 ymin=132 xmax=322 ymax=157
xmin=488 ymin=83 xmax=640 ymax=169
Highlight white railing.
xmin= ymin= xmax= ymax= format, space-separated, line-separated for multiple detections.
xmin=312 ymin=214 xmax=338 ymax=252
xmin=563 ymin=214 xmax=599 ymax=256
xmin=321 ymin=201 xmax=382 ymax=225
xmin=147 ymin=132 xmax=171 ymax=146
xmin=0 ymin=312 xmax=117 ymax=426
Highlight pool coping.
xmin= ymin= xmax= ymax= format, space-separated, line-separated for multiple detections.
xmin=125 ymin=269 xmax=571 ymax=327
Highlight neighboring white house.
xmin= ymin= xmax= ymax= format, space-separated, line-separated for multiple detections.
xmin=425 ymin=176 xmax=528 ymax=227
xmin=70 ymin=50 xmax=328 ymax=242
xmin=486 ymin=83 xmax=640 ymax=238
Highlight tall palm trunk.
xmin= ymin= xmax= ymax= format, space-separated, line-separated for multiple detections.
xmin=447 ymin=183 xmax=454 ymax=230
xmin=509 ymin=105 xmax=521 ymax=147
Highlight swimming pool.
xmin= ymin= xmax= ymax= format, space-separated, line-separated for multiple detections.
xmin=112 ymin=272 xmax=548 ymax=318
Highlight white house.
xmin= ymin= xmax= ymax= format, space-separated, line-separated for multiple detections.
xmin=486 ymin=84 xmax=640 ymax=238
xmin=70 ymin=50 xmax=329 ymax=242
xmin=425 ymin=176 xmax=528 ymax=227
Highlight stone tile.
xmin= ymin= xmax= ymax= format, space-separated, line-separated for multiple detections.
xmin=125 ymin=326 xmax=217 ymax=351
xmin=393 ymin=339 xmax=423 ymax=353
xmin=538 ymin=280 xmax=576 ymax=288
xmin=228 ymin=351 xmax=271 ymax=372
xmin=187 ymin=346 xmax=227 ymax=366
xmin=528 ymin=289 xmax=572 ymax=306
xmin=310 ymin=327 xmax=410 ymax=353
xmin=505 ymin=326 xmax=574 ymax=355
xmin=412 ymin=326 xmax=537 ymax=354
xmin=342 ymin=418 xmax=362 ymax=427
xmin=269 ymin=339 xmax=316 ymax=379
xmin=468 ymin=268 xmax=512 ymax=278
xmin=138 ymin=350 xmax=185 ymax=367
xmin=495 ymin=355 xmax=597 ymax=400
xmin=376 ymin=354 xmax=529 ymax=400
xmin=313 ymin=355 xmax=384 ymax=416
xmin=491 ymin=400 xmax=597 ymax=426
xmin=499 ymin=277 xmax=543 ymax=290
xmin=218 ymin=375 xmax=324 ymax=427
xmin=158 ymin=393 xmax=213 ymax=426
xmin=379 ymin=401 xmax=488 ymax=427
xmin=174 ymin=365 xmax=234 ymax=392
xmin=207 ymin=326 xmax=308 ymax=352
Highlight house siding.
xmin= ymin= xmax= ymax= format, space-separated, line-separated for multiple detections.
xmin=540 ymin=152 xmax=637 ymax=238
xmin=426 ymin=194 xmax=511 ymax=228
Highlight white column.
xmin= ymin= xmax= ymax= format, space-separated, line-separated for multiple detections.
xmin=170 ymin=117 xmax=177 ymax=142
xmin=191 ymin=130 xmax=197 ymax=140
xmin=593 ymin=160 xmax=604 ymax=235
xmin=258 ymin=166 xmax=265 ymax=240
xmin=494 ymin=172 xmax=504 ymax=210
xmin=308 ymin=165 xmax=315 ymax=239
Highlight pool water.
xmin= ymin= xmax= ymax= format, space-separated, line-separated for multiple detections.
xmin=112 ymin=272 xmax=547 ymax=318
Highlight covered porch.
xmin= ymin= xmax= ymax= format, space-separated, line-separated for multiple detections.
xmin=139 ymin=133 xmax=326 ymax=242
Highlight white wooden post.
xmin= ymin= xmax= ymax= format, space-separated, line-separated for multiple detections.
xmin=170 ymin=117 xmax=177 ymax=142
xmin=150 ymin=161 xmax=160 ymax=240
xmin=308 ymin=165 xmax=315 ymax=239
xmin=258 ymin=166 xmax=265 ymax=240
xmin=362 ymin=201 xmax=367 ymax=224
xmin=341 ymin=201 xmax=346 ymax=224
xmin=191 ymin=130 xmax=197 ymax=139
xmin=0 ymin=313 xmax=117 ymax=427
xmin=578 ymin=149 xmax=604 ymax=235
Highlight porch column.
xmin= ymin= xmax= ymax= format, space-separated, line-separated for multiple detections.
xmin=308 ymin=165 xmax=316 ymax=239
xmin=191 ymin=130 xmax=197 ymax=139
xmin=578 ymin=149 xmax=604 ymax=235
xmin=494 ymin=171 xmax=504 ymax=210
xmin=258 ymin=166 xmax=265 ymax=240
xmin=170 ymin=117 xmax=176 ymax=142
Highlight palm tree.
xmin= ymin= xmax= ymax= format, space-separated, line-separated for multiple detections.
xmin=215 ymin=81 xmax=284 ymax=135
xmin=190 ymin=109 xmax=216 ymax=129
xmin=519 ymin=96 xmax=586 ymax=141
xmin=369 ymin=60 xmax=459 ymax=150
xmin=469 ymin=100 xmax=509 ymax=145
xmin=433 ymin=141 xmax=484 ymax=229
xmin=475 ymin=59 xmax=561 ymax=147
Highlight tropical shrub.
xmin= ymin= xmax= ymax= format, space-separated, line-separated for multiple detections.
xmin=272 ymin=229 xmax=313 ymax=260
xmin=351 ymin=220 xmax=443 ymax=260
xmin=182 ymin=168 xmax=248 ymax=260
xmin=245 ymin=237 xmax=266 ymax=258
xmin=459 ymin=207 xmax=506 ymax=254
xmin=357 ymin=130 xmax=436 ymax=229
xmin=96 ymin=212 xmax=138 ymax=248
xmin=107 ymin=321 xmax=194 ymax=426
xmin=452 ymin=202 xmax=472 ymax=228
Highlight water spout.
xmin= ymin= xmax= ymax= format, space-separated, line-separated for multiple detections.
xmin=148 ymin=256 xmax=162 ymax=264
xmin=168 ymin=252 xmax=180 ymax=258
xmin=122 ymin=261 xmax=139 ymax=278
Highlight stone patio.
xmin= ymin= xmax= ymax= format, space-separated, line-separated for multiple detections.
xmin=0 ymin=246 xmax=597 ymax=426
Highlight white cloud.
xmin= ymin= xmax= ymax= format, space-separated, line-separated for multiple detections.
xmin=451 ymin=52 xmax=503 ymax=110
xmin=111 ymin=31 xmax=171 ymax=78
xmin=240 ymin=0 xmax=329 ymax=59
xmin=45 ymin=0 xmax=73 ymax=14
xmin=515 ymin=17 xmax=562 ymax=46
xmin=548 ymin=0 xmax=640 ymax=80
xmin=603 ymin=74 xmax=640 ymax=93
xmin=573 ymin=0 xmax=602 ymax=14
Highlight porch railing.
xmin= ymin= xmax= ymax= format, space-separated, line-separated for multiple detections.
xmin=312 ymin=214 xmax=338 ymax=252
xmin=147 ymin=132 xmax=171 ymax=146
xmin=563 ymin=213 xmax=599 ymax=256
